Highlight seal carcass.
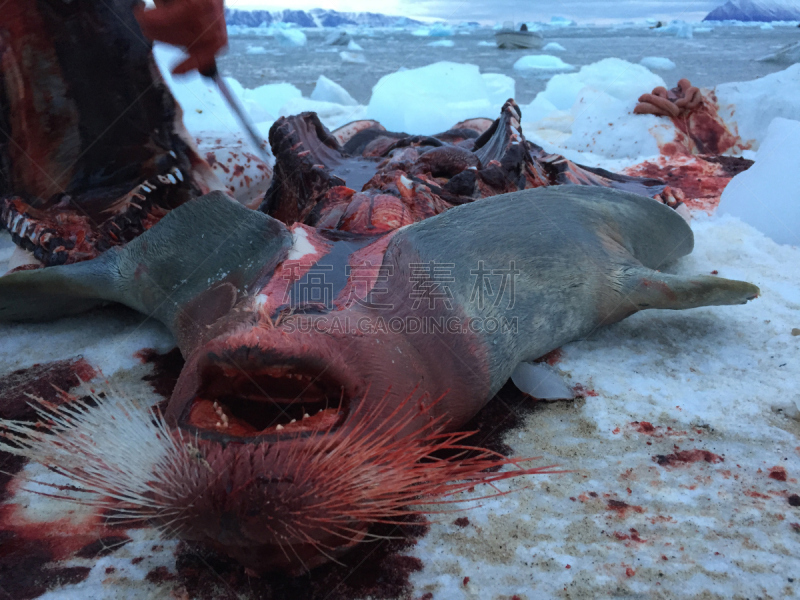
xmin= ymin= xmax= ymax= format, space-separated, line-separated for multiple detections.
xmin=0 ymin=183 xmax=759 ymax=573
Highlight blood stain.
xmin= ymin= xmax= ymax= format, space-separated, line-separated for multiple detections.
xmin=653 ymin=450 xmax=723 ymax=467
xmin=769 ymin=466 xmax=788 ymax=482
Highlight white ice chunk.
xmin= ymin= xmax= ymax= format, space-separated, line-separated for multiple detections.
xmin=543 ymin=42 xmax=566 ymax=52
xmin=347 ymin=39 xmax=364 ymax=51
xmin=367 ymin=62 xmax=495 ymax=135
xmin=716 ymin=64 xmax=800 ymax=149
xmin=482 ymin=73 xmax=516 ymax=109
xmin=533 ymin=58 xmax=664 ymax=111
xmin=310 ymin=75 xmax=358 ymax=106
xmin=279 ymin=97 xmax=367 ymax=130
xmin=242 ymin=82 xmax=302 ymax=122
xmin=274 ymin=28 xmax=307 ymax=47
xmin=153 ymin=44 xmax=272 ymax=133
xmin=640 ymin=56 xmax=677 ymax=70
xmin=717 ymin=117 xmax=800 ymax=247
xmin=340 ymin=51 xmax=367 ymax=64
xmin=413 ymin=23 xmax=453 ymax=37
xmin=511 ymin=362 xmax=575 ymax=400
xmin=520 ymin=58 xmax=674 ymax=160
xmin=428 ymin=39 xmax=455 ymax=47
xmin=513 ymin=55 xmax=574 ymax=72
xmin=478 ymin=40 xmax=496 ymax=47
xmin=246 ymin=45 xmax=267 ymax=55
xmin=550 ymin=16 xmax=576 ymax=27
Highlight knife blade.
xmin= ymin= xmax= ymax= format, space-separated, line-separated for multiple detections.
xmin=201 ymin=61 xmax=272 ymax=164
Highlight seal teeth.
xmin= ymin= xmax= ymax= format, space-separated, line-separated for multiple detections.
xmin=10 ymin=214 xmax=23 ymax=233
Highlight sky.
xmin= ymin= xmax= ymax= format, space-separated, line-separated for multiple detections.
xmin=227 ymin=0 xmax=726 ymax=23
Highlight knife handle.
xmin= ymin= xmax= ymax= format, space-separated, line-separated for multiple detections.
xmin=200 ymin=60 xmax=218 ymax=79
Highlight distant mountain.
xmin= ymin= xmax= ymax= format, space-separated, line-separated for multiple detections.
xmin=224 ymin=8 xmax=422 ymax=28
xmin=703 ymin=0 xmax=800 ymax=21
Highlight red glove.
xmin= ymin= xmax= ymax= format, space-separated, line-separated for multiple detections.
xmin=135 ymin=0 xmax=227 ymax=75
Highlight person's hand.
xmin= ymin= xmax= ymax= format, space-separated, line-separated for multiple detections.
xmin=135 ymin=0 xmax=227 ymax=75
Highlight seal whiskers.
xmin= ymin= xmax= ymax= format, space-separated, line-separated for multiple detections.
xmin=0 ymin=385 xmax=559 ymax=573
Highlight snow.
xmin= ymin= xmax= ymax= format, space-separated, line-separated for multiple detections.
xmin=640 ymin=56 xmax=677 ymax=70
xmin=367 ymin=62 xmax=498 ymax=135
xmin=718 ymin=117 xmax=800 ymax=246
xmin=513 ymin=55 xmax=575 ymax=72
xmin=310 ymin=75 xmax=358 ymax=106
xmin=543 ymin=41 xmax=567 ymax=52
xmin=428 ymin=39 xmax=454 ymax=47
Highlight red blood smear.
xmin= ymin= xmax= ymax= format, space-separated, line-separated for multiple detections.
xmin=626 ymin=567 xmax=636 ymax=577
xmin=146 ymin=566 xmax=177 ymax=584
xmin=175 ymin=516 xmax=429 ymax=600
xmin=607 ymin=500 xmax=645 ymax=517
xmin=534 ymin=348 xmax=563 ymax=366
xmin=75 ymin=536 xmax=131 ymax=559
xmin=633 ymin=421 xmax=656 ymax=434
xmin=614 ymin=528 xmax=646 ymax=543
xmin=0 ymin=357 xmax=96 ymax=421
xmin=572 ymin=384 xmax=598 ymax=397
xmin=453 ymin=517 xmax=470 ymax=528
xmin=653 ymin=450 xmax=724 ymax=467
xmin=0 ymin=358 xmax=110 ymax=598
xmin=769 ymin=467 xmax=788 ymax=482
xmin=624 ymin=155 xmax=752 ymax=213
xmin=135 ymin=347 xmax=185 ymax=399
xmin=462 ymin=576 xmax=470 ymax=586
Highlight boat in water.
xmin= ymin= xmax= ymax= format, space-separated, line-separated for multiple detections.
xmin=494 ymin=23 xmax=544 ymax=49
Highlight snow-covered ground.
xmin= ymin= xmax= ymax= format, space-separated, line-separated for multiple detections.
xmin=1 ymin=27 xmax=800 ymax=600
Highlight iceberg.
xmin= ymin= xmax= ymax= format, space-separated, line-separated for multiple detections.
xmin=718 ymin=117 xmax=800 ymax=246
xmin=704 ymin=0 xmax=800 ymax=22
xmin=366 ymin=62 xmax=496 ymax=134
xmin=640 ymin=56 xmax=677 ymax=70
xmin=310 ymin=75 xmax=359 ymax=106
xmin=716 ymin=64 xmax=800 ymax=148
xmin=513 ymin=55 xmax=574 ymax=72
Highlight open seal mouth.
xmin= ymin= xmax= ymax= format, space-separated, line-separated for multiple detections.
xmin=1 ymin=164 xmax=190 ymax=267
xmin=183 ymin=352 xmax=357 ymax=440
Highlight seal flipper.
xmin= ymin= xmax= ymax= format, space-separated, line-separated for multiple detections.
xmin=624 ymin=269 xmax=759 ymax=312
xmin=0 ymin=192 xmax=292 ymax=336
